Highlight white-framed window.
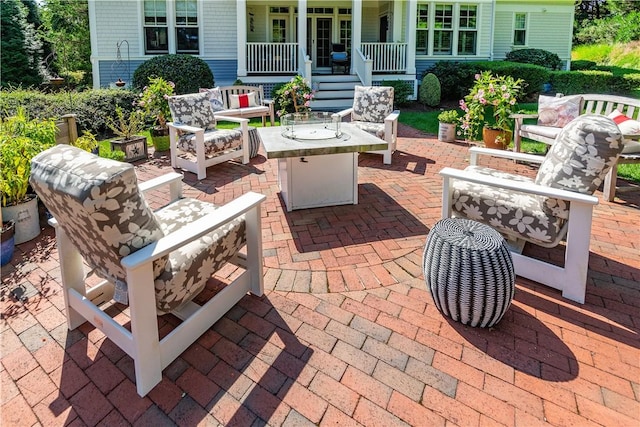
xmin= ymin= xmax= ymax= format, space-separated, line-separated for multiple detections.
xmin=416 ymin=4 xmax=429 ymax=55
xmin=271 ymin=18 xmax=287 ymax=43
xmin=415 ymin=2 xmax=479 ymax=56
xmin=458 ymin=5 xmax=477 ymax=55
xmin=175 ymin=0 xmax=198 ymax=53
xmin=433 ymin=4 xmax=453 ymax=55
xmin=143 ymin=0 xmax=168 ymax=54
xmin=514 ymin=13 xmax=527 ymax=46
xmin=339 ymin=19 xmax=352 ymax=51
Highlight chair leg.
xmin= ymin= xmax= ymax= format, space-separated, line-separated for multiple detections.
xmin=603 ymin=164 xmax=618 ymax=202
xmin=126 ymin=265 xmax=163 ymax=397
xmin=560 ymin=203 xmax=593 ymax=304
xmin=195 ymin=130 xmax=207 ymax=180
xmin=55 ymin=226 xmax=87 ymax=330
xmin=245 ymin=203 xmax=264 ymax=296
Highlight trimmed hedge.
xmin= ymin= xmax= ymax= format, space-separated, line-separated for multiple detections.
xmin=419 ymin=73 xmax=441 ymax=107
xmin=0 ymin=88 xmax=138 ymax=136
xmin=132 ymin=54 xmax=214 ymax=94
xmin=505 ymin=48 xmax=562 ymax=71
xmin=570 ymin=60 xmax=597 ymax=71
xmin=426 ymin=61 xmax=549 ymax=101
xmin=549 ymin=70 xmax=634 ymax=95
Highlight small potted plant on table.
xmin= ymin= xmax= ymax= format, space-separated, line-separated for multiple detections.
xmin=437 ymin=110 xmax=459 ymax=142
xmin=106 ymin=106 xmax=148 ymax=162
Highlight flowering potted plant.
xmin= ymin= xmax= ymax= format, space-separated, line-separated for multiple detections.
xmin=137 ymin=77 xmax=175 ymax=151
xmin=274 ymin=75 xmax=315 ymax=118
xmin=437 ymin=109 xmax=459 ymax=142
xmin=459 ymin=71 xmax=524 ymax=149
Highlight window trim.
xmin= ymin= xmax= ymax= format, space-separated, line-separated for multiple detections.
xmin=513 ymin=12 xmax=528 ymax=47
xmin=415 ymin=2 xmax=479 ymax=57
xmin=141 ymin=0 xmax=202 ymax=55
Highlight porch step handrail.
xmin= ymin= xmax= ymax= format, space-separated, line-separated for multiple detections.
xmin=247 ymin=43 xmax=298 ymax=74
xmin=353 ymin=48 xmax=373 ymax=86
xmin=361 ymin=43 xmax=407 ymax=73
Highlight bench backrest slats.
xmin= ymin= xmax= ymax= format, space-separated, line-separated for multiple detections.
xmin=579 ymin=94 xmax=640 ymax=121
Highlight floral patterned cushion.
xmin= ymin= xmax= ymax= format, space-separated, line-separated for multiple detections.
xmin=535 ymin=114 xmax=624 ymax=194
xmin=352 ymin=85 xmax=394 ymax=123
xmin=451 ymin=166 xmax=569 ymax=247
xmin=168 ymin=92 xmax=217 ymax=130
xmin=29 ymin=145 xmax=168 ymax=303
xmin=352 ymin=121 xmax=385 ymax=139
xmin=537 ymin=95 xmax=582 ymax=128
xmin=177 ymin=128 xmax=243 ymax=157
xmin=153 ymin=198 xmax=246 ymax=313
xmin=199 ymin=87 xmax=225 ymax=112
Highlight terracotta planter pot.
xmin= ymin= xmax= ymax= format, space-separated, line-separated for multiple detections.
xmin=482 ymin=127 xmax=512 ymax=150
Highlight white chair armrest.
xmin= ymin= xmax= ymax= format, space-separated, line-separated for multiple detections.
xmin=213 ymin=115 xmax=249 ymax=126
xmin=122 ymin=192 xmax=266 ymax=269
xmin=168 ymin=122 xmax=204 ymax=134
xmin=469 ymin=146 xmax=545 ymax=165
xmin=510 ymin=113 xmax=539 ymax=120
xmin=439 ymin=167 xmax=599 ymax=205
xmin=263 ymin=99 xmax=274 ymax=105
xmin=139 ymin=172 xmax=183 ymax=203
xmin=334 ymin=108 xmax=354 ymax=120
xmin=385 ymin=110 xmax=400 ymax=123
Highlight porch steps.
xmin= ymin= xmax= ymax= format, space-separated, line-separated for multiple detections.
xmin=310 ymin=74 xmax=360 ymax=111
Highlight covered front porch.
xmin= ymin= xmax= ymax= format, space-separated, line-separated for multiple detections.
xmin=237 ymin=0 xmax=417 ymax=87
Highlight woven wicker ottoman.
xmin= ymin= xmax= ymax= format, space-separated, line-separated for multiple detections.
xmin=247 ymin=126 xmax=261 ymax=158
xmin=423 ymin=218 xmax=515 ymax=328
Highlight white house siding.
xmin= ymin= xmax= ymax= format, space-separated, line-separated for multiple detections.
xmin=246 ymin=4 xmax=268 ymax=43
xmin=361 ymin=2 xmax=380 ymax=42
xmin=201 ymin=0 xmax=238 ymax=59
xmin=92 ymin=1 xmax=142 ymax=57
xmin=493 ymin=2 xmax=574 ymax=67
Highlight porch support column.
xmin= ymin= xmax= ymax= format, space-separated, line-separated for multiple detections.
xmin=237 ymin=0 xmax=248 ymax=77
xmin=392 ymin=0 xmax=402 ymax=42
xmin=406 ymin=0 xmax=417 ymax=75
xmin=298 ymin=0 xmax=307 ymax=76
xmin=352 ymin=0 xmax=363 ymax=66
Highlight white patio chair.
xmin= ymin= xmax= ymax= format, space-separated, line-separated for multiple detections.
xmin=30 ymin=145 xmax=265 ymax=396
xmin=440 ymin=115 xmax=624 ymax=304
xmin=335 ymin=85 xmax=399 ymax=165
xmin=168 ymin=91 xmax=250 ymax=180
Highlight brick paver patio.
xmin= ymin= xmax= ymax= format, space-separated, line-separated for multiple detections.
xmin=1 ymin=124 xmax=639 ymax=426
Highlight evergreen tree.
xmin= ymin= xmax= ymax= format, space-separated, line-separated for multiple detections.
xmin=41 ymin=0 xmax=92 ymax=85
xmin=1 ymin=0 xmax=45 ymax=87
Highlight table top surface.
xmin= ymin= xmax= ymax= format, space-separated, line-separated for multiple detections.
xmin=256 ymin=123 xmax=388 ymax=159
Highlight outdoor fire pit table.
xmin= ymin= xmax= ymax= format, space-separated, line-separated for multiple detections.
xmin=422 ymin=218 xmax=515 ymax=328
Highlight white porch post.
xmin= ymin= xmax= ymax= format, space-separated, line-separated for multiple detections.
xmin=298 ymin=0 xmax=307 ymax=78
xmin=352 ymin=0 xmax=362 ymax=63
xmin=237 ymin=0 xmax=248 ymax=77
xmin=406 ymin=0 xmax=417 ymax=75
xmin=392 ymin=0 xmax=402 ymax=42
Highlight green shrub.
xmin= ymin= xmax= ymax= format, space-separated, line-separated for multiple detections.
xmin=570 ymin=60 xmax=598 ymax=71
xmin=505 ymin=48 xmax=562 ymax=71
xmin=426 ymin=62 xmax=476 ymax=100
xmin=549 ymin=70 xmax=632 ymax=95
xmin=132 ymin=54 xmax=214 ymax=94
xmin=426 ymin=61 xmax=546 ymax=101
xmin=0 ymin=88 xmax=137 ymax=136
xmin=418 ymin=73 xmax=441 ymax=107
xmin=382 ymin=80 xmax=414 ymax=107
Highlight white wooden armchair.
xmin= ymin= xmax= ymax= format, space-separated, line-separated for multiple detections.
xmin=335 ymin=85 xmax=399 ymax=164
xmin=168 ymin=91 xmax=250 ymax=180
xmin=440 ymin=115 xmax=624 ymax=304
xmin=30 ymin=145 xmax=266 ymax=397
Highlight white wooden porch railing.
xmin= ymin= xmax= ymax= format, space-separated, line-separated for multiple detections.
xmin=247 ymin=43 xmax=298 ymax=74
xmin=361 ymin=43 xmax=407 ymax=73
xmin=353 ymin=49 xmax=373 ymax=86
